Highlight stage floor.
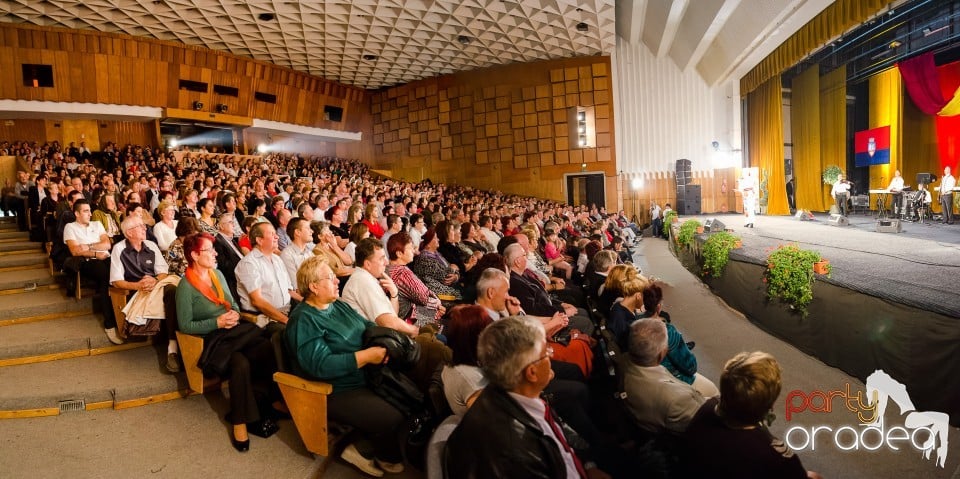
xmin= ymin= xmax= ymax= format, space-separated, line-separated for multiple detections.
xmin=678 ymin=212 xmax=960 ymax=318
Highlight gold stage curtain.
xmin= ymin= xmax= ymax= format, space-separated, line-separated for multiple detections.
xmin=747 ymin=75 xmax=789 ymax=215
xmin=820 ymin=65 xmax=847 ymax=208
xmin=868 ymin=68 xmax=902 ymax=201
xmin=791 ymin=65 xmax=826 ymax=212
xmin=742 ymin=0 xmax=887 ymax=96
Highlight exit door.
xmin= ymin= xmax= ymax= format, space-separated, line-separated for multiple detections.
xmin=566 ymin=173 xmax=605 ymax=208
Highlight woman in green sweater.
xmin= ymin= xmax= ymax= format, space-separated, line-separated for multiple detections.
xmin=176 ymin=233 xmax=281 ymax=452
xmin=285 ymin=255 xmax=406 ymax=477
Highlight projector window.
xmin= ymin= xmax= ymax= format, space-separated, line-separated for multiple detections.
xmin=22 ymin=64 xmax=53 ymax=88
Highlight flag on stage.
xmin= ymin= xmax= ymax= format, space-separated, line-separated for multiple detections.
xmin=855 ymin=126 xmax=890 ymax=166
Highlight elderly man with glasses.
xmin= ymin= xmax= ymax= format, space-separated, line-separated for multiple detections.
xmin=445 ymin=315 xmax=611 ymax=479
xmin=110 ymin=215 xmax=179 ymax=372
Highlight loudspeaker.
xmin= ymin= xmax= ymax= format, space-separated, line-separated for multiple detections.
xmin=827 ymin=214 xmax=849 ymax=226
xmin=704 ymin=218 xmax=725 ymax=232
xmin=677 ymin=184 xmax=701 ymax=215
xmin=795 ymin=209 xmax=815 ymax=221
xmin=876 ymin=218 xmax=902 ymax=233
xmin=676 ymin=159 xmax=692 ymax=186
xmin=917 ymin=172 xmax=936 ymax=186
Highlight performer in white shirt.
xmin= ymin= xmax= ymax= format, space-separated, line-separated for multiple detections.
xmin=887 ymin=170 xmax=905 ymax=216
xmin=938 ymin=166 xmax=956 ymax=224
xmin=831 ymin=174 xmax=852 ymax=217
xmin=739 ymin=170 xmax=758 ymax=228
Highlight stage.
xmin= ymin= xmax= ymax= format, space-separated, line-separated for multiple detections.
xmin=668 ymin=212 xmax=960 ymax=425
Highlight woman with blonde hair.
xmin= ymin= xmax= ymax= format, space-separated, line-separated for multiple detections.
xmin=599 ymin=263 xmax=642 ymax=314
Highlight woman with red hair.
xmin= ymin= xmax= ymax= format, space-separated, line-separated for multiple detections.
xmin=441 ymin=305 xmax=495 ymax=415
xmin=176 ymin=233 xmax=283 ymax=452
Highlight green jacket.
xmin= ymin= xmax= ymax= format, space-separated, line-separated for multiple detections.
xmin=285 ymin=300 xmax=373 ymax=394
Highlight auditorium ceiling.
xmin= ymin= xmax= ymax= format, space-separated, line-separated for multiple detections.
xmin=2 ymin=0 xmax=850 ymax=89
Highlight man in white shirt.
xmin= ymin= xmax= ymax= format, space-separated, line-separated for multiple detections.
xmin=236 ymin=222 xmax=302 ymax=333
xmin=279 ymin=217 xmax=315 ymax=286
xmin=478 ymin=215 xmax=502 ymax=252
xmin=341 ymin=237 xmax=418 ymax=336
xmin=63 ymin=199 xmax=117 ymax=343
xmin=739 ymin=170 xmax=758 ymax=228
xmin=831 ymin=173 xmax=852 ymax=217
xmin=938 ymin=166 xmax=956 ymax=224
xmin=887 ymin=169 xmax=905 ymax=216
xmin=650 ymin=202 xmax=662 ymax=238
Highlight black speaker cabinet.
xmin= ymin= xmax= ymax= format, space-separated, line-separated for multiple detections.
xmin=676 ymin=159 xmax=692 ymax=186
xmin=678 ymin=185 xmax=701 ymax=215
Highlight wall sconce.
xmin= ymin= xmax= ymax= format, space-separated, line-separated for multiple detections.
xmin=192 ymin=101 xmax=204 ymax=111
xmin=570 ymin=107 xmax=595 ymax=149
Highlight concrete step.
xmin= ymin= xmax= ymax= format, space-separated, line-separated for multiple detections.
xmin=0 ymin=345 xmax=183 ymax=411
xmin=0 ymin=241 xmax=43 ymax=254
xmin=0 ymin=288 xmax=93 ymax=322
xmin=0 ymin=268 xmax=56 ymax=293
xmin=0 ymin=230 xmax=29 ymax=241
xmin=0 ymin=314 xmax=143 ymax=363
xmin=0 ymin=252 xmax=48 ymax=271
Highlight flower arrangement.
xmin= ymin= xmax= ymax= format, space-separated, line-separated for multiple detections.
xmin=677 ymin=219 xmax=702 ymax=248
xmin=701 ymin=231 xmax=741 ymax=278
xmin=764 ymin=244 xmax=830 ymax=315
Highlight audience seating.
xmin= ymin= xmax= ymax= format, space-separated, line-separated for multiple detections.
xmin=176 ymin=313 xmax=260 ymax=394
xmin=108 ymin=287 xmax=130 ymax=340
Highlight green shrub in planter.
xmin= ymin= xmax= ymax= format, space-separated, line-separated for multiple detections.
xmin=763 ymin=244 xmax=828 ymax=315
xmin=677 ymin=219 xmax=702 ymax=248
xmin=701 ymin=231 xmax=740 ymax=278
xmin=663 ymin=210 xmax=679 ymax=236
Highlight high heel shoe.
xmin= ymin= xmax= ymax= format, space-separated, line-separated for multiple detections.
xmin=231 ymin=436 xmax=250 ymax=452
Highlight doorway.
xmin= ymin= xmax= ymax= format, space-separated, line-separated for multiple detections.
xmin=565 ymin=173 xmax=605 ymax=208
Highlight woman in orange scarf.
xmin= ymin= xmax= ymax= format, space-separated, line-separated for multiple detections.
xmin=176 ymin=233 xmax=283 ymax=452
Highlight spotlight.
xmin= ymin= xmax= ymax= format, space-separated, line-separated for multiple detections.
xmin=362 ymin=54 xmax=377 ymax=61
xmin=169 ymin=138 xmax=178 ymax=148
xmin=257 ymin=143 xmax=267 ymax=153
xmin=258 ymin=13 xmax=274 ymax=22
xmin=216 ymin=104 xmax=228 ymax=113
xmin=576 ymin=22 xmax=588 ymax=32
xmin=457 ymin=35 xmax=472 ymax=45
xmin=192 ymin=100 xmax=204 ymax=111
xmin=631 ymin=177 xmax=643 ymax=190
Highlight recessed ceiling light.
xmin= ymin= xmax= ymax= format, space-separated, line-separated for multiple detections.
xmin=458 ymin=35 xmax=472 ymax=45
xmin=363 ymin=54 xmax=378 ymax=61
xmin=258 ymin=13 xmax=274 ymax=22
xmin=576 ymin=22 xmax=588 ymax=32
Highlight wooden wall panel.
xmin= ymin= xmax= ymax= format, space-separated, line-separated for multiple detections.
xmin=0 ymin=23 xmax=368 ymax=133
xmin=369 ymin=55 xmax=616 ymax=204
xmin=0 ymin=120 xmax=47 ymax=144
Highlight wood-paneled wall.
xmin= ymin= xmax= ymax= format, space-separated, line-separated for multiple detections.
xmin=366 ymin=56 xmax=616 ymax=205
xmin=621 ymin=168 xmax=741 ymax=225
xmin=0 ymin=119 xmax=155 ymax=149
xmin=0 ymin=23 xmax=367 ymax=132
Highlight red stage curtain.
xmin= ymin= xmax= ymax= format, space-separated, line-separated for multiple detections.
xmin=936 ymin=62 xmax=960 ymax=171
xmin=899 ymin=53 xmax=947 ymax=114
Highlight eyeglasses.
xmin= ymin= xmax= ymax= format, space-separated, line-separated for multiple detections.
xmin=315 ymin=275 xmax=337 ymax=283
xmin=523 ymin=346 xmax=554 ymax=370
xmin=125 ymin=224 xmax=146 ymax=232
xmin=200 ymin=247 xmax=215 ymax=253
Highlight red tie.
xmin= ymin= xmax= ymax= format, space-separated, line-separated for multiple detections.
xmin=543 ymin=400 xmax=587 ymax=479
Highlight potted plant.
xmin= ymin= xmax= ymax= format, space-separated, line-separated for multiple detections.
xmin=663 ymin=210 xmax=679 ymax=236
xmin=763 ymin=244 xmax=830 ymax=315
xmin=677 ymin=219 xmax=702 ymax=248
xmin=701 ymin=231 xmax=741 ymax=278
xmin=822 ymin=165 xmax=842 ymax=185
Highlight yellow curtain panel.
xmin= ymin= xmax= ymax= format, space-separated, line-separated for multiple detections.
xmin=747 ymin=75 xmax=789 ymax=215
xmin=791 ymin=65 xmax=827 ymax=212
xmin=868 ymin=68 xmax=902 ymax=198
xmin=820 ymin=65 xmax=847 ymax=209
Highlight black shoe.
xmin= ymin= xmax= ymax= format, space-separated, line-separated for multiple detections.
xmin=686 ymin=341 xmax=696 ymax=350
xmin=231 ymin=437 xmax=250 ymax=452
xmin=247 ymin=418 xmax=279 ymax=438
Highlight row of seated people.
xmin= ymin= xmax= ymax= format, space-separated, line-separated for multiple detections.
xmin=25 ymin=141 xmax=823 ymax=477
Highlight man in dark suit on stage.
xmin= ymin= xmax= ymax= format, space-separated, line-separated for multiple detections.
xmin=212 ymin=213 xmax=243 ymax=300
